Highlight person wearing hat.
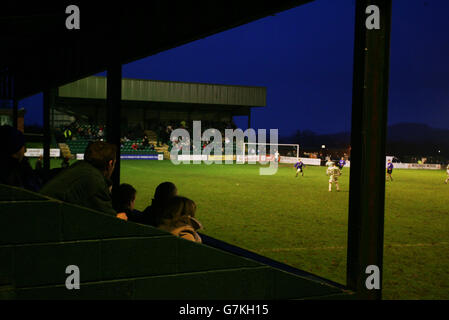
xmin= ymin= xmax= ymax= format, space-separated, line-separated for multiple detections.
xmin=0 ymin=125 xmax=42 ymax=191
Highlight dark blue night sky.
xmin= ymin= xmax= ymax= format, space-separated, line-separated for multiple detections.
xmin=20 ymin=0 xmax=449 ymax=137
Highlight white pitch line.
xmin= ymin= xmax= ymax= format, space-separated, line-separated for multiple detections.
xmin=257 ymin=242 xmax=449 ymax=253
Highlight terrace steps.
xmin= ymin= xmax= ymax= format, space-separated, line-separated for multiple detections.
xmin=0 ymin=184 xmax=352 ymax=300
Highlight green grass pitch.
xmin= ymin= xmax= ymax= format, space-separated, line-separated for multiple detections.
xmin=37 ymin=158 xmax=449 ymax=299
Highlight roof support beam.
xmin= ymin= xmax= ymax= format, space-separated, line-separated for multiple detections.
xmin=346 ymin=0 xmax=392 ymax=300
xmin=5 ymin=1 xmax=307 ymax=100
xmin=43 ymin=88 xmax=56 ymax=172
xmin=105 ymin=4 xmax=122 ymax=188
xmin=12 ymin=99 xmax=18 ymax=129
xmin=106 ymin=63 xmax=122 ymax=188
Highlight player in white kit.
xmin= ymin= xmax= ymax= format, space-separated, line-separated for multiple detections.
xmin=327 ymin=162 xmax=341 ymax=192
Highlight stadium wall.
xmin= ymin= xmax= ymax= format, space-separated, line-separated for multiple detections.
xmin=391 ymin=163 xmax=441 ymax=170
xmin=174 ymin=155 xmax=323 ymax=165
xmin=280 ymin=157 xmax=322 ymax=166
xmin=76 ymin=154 xmax=164 ymax=161
xmin=25 ymin=149 xmax=61 ymax=158
xmin=320 ymin=161 xmax=440 ymax=170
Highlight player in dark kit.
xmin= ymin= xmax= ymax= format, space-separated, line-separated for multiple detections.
xmin=295 ymin=160 xmax=305 ymax=177
xmin=386 ymin=159 xmax=394 ymax=181
xmin=338 ymin=157 xmax=346 ymax=170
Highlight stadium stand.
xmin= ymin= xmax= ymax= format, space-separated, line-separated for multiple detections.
xmin=66 ymin=139 xmax=90 ymax=155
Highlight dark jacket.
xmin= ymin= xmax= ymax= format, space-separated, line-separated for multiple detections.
xmin=40 ymin=161 xmax=116 ymax=216
xmin=112 ymin=200 xmax=144 ymax=224
xmin=123 ymin=209 xmax=145 ymax=224
xmin=0 ymin=156 xmax=42 ymax=192
xmin=139 ymin=204 xmax=161 ymax=227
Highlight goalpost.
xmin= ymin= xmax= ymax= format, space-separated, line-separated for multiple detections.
xmin=242 ymin=142 xmax=300 ymax=160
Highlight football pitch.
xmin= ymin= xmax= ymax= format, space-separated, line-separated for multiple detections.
xmin=120 ymin=160 xmax=449 ymax=300
xmin=38 ymin=158 xmax=449 ymax=299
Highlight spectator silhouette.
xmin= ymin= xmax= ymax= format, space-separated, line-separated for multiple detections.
xmin=155 ymin=196 xmax=203 ymax=243
xmin=141 ymin=182 xmax=177 ymax=226
xmin=35 ymin=155 xmax=43 ymax=171
xmin=0 ymin=125 xmax=42 ymax=191
xmin=40 ymin=141 xmax=120 ymax=217
xmin=112 ymin=183 xmax=144 ymax=223
xmin=142 ymin=135 xmax=149 ymax=148
xmin=63 ymin=127 xmax=72 ymax=141
xmin=61 ymin=156 xmax=70 ymax=169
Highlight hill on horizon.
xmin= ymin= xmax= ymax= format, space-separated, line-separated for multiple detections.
xmin=280 ymin=123 xmax=449 ymax=159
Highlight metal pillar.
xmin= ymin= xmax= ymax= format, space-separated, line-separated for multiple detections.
xmin=106 ymin=64 xmax=122 ymax=188
xmin=104 ymin=4 xmax=122 ymax=188
xmin=346 ymin=0 xmax=392 ymax=300
xmin=12 ymin=99 xmax=18 ymax=129
xmin=43 ymin=89 xmax=54 ymax=172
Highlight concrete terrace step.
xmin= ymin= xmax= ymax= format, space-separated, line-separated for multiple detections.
xmin=0 ymin=200 xmax=168 ymax=245
xmin=6 ymin=266 xmax=345 ymax=300
xmin=0 ymin=235 xmax=268 ymax=289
